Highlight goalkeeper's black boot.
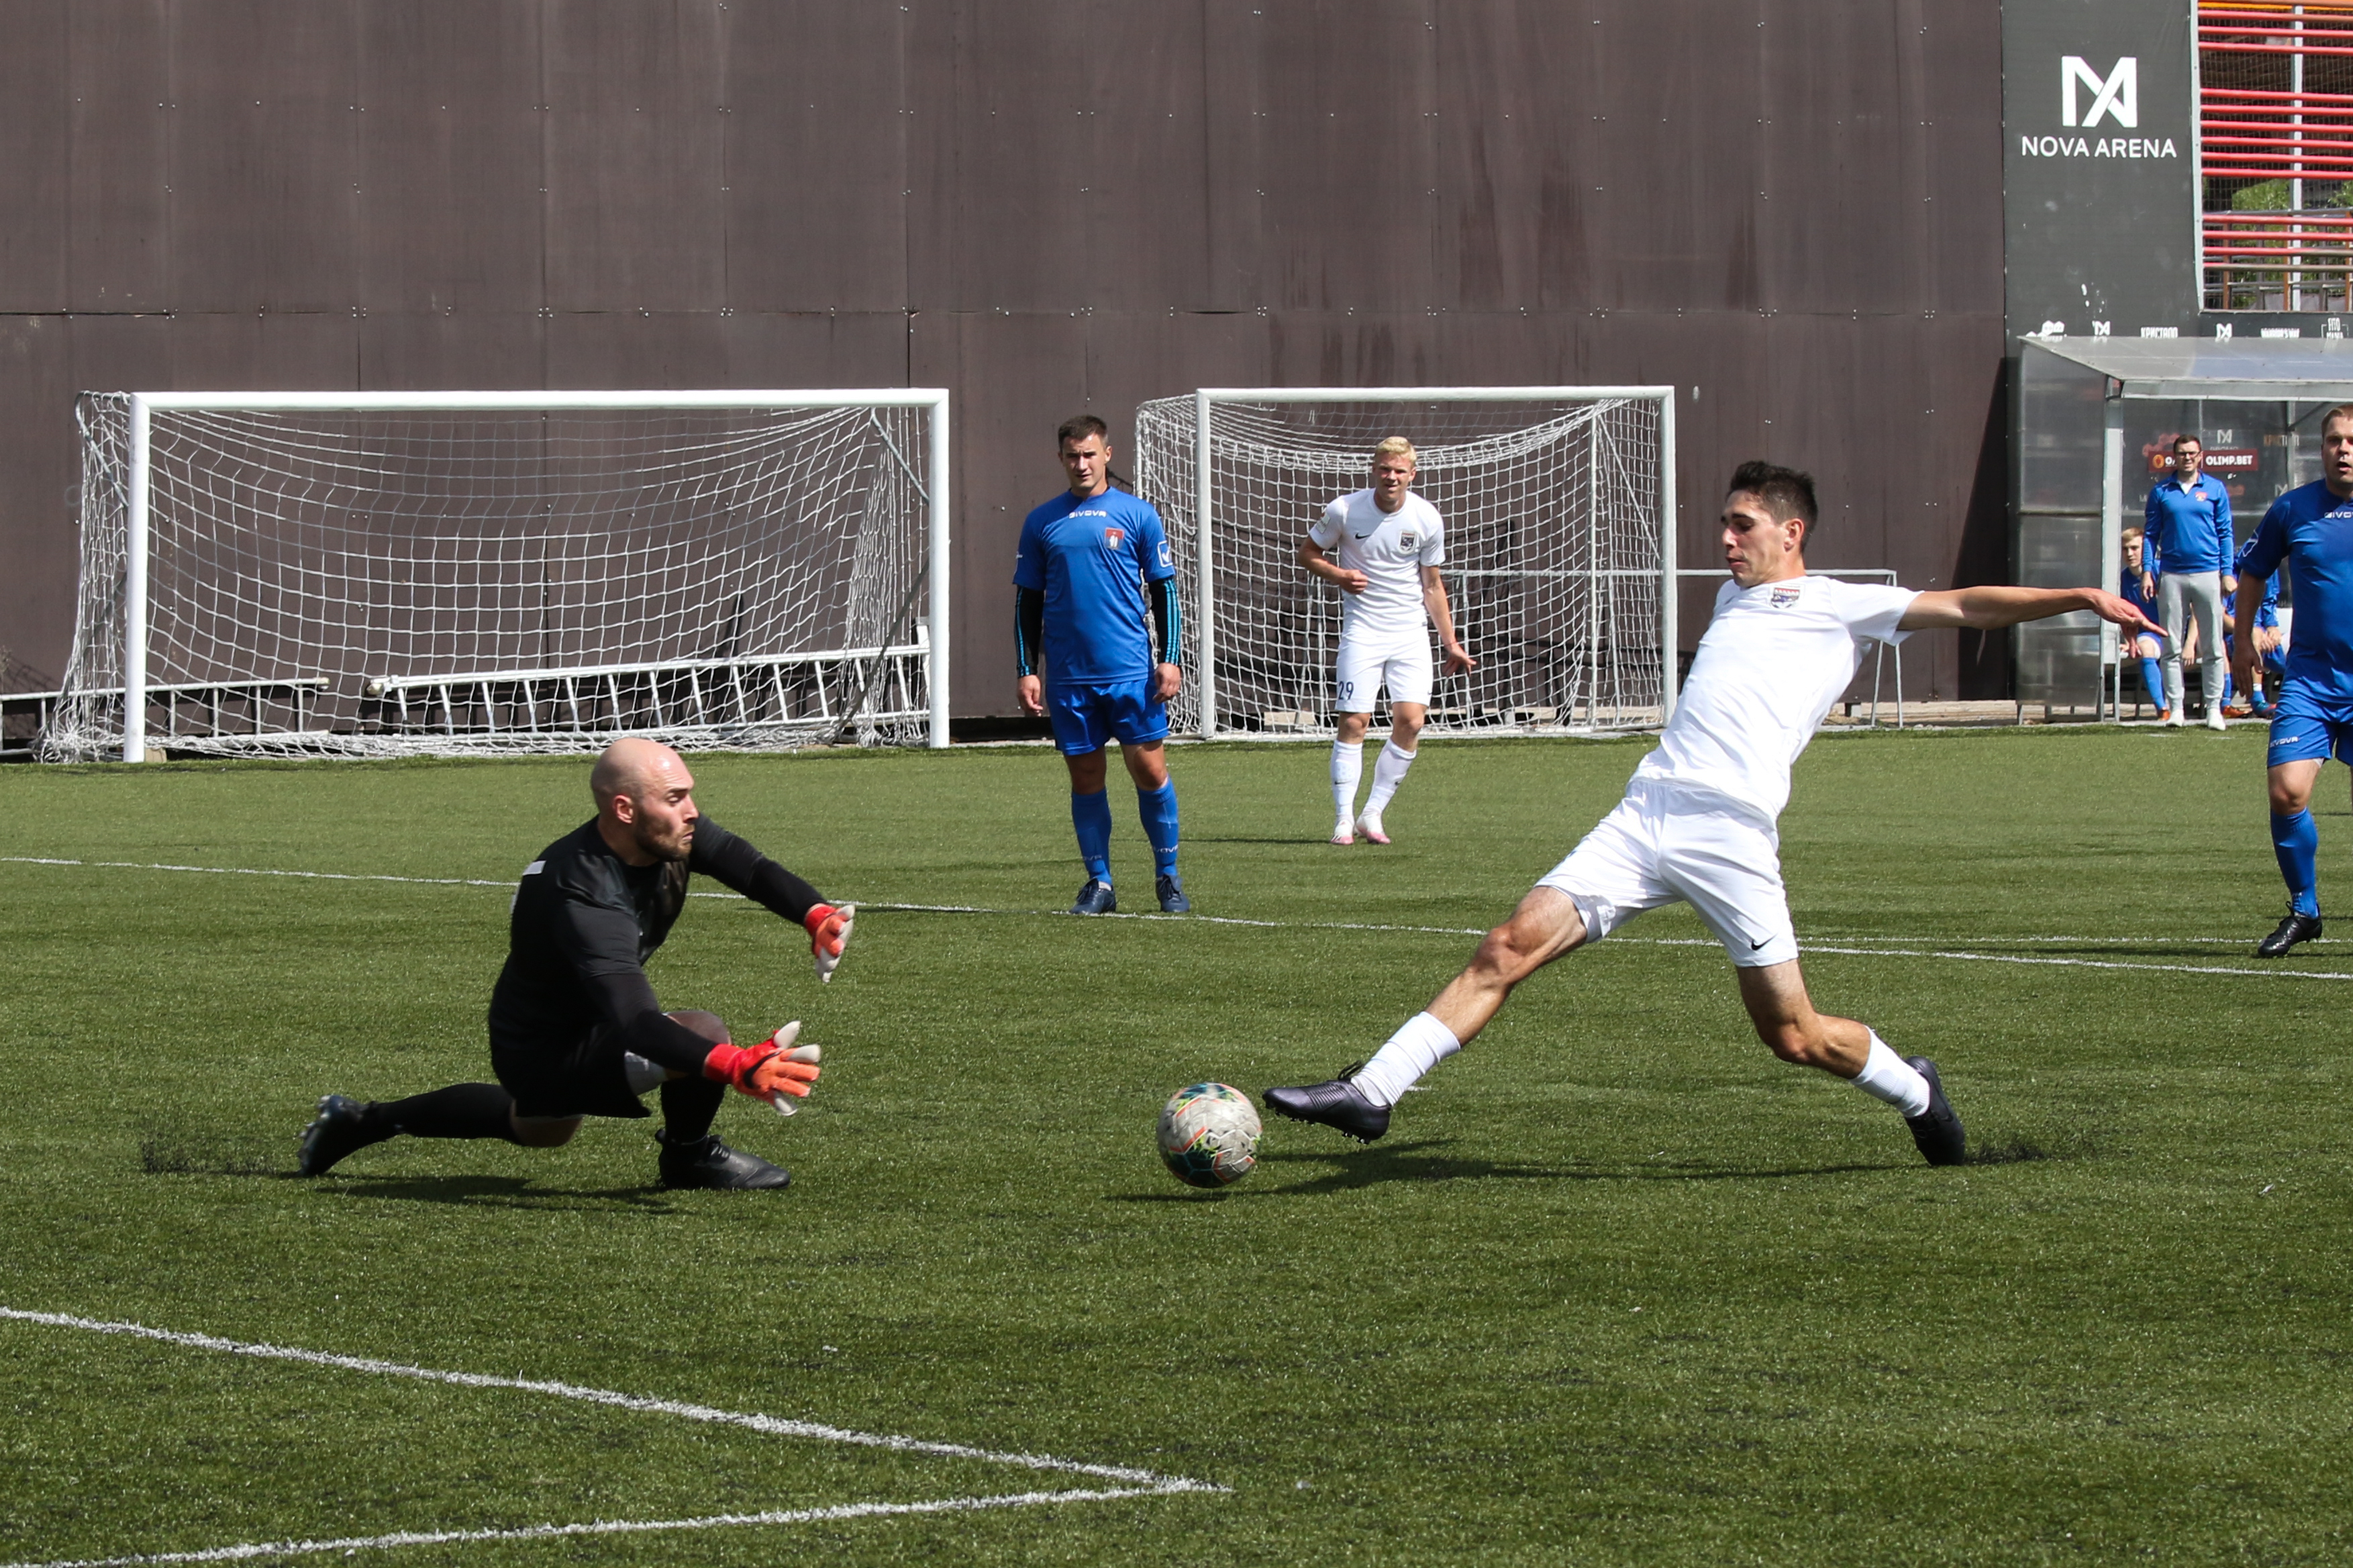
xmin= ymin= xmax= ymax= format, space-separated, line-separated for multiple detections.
xmin=1070 ymin=878 xmax=1117 ymax=916
xmin=1264 ymin=1065 xmax=1389 ymax=1143
xmin=1902 ymin=1057 xmax=1966 ymax=1167
xmin=1156 ymin=873 xmax=1191 ymax=913
xmin=656 ymin=1131 xmax=791 ymax=1191
xmin=297 ymin=1094 xmax=391 ymax=1176
xmin=2256 ymin=907 xmax=2323 ymax=958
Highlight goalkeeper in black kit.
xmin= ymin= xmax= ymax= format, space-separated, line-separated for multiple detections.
xmin=297 ymin=737 xmax=854 ymax=1191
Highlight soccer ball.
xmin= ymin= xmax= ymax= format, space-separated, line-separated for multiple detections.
xmin=1156 ymin=1082 xmax=1262 ymax=1188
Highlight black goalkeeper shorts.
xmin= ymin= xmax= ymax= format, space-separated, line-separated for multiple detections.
xmin=491 ymin=1023 xmax=650 ymax=1120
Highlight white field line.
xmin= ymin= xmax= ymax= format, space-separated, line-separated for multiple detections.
xmin=0 ymin=1485 xmax=1200 ymax=1568
xmin=7 ymin=855 xmax=2349 ymax=980
xmin=0 ymin=1308 xmax=1203 ymax=1487
xmin=0 ymin=1307 xmax=1221 ymax=1568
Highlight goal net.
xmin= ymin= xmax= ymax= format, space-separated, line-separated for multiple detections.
xmin=1130 ymin=388 xmax=1675 ymax=739
xmin=48 ymin=390 xmax=949 ymax=762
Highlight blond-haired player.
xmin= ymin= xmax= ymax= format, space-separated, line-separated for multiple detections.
xmin=1298 ymin=437 xmax=1475 ymax=844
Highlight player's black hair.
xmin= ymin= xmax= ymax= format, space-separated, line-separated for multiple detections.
xmin=2171 ymin=431 xmax=2203 ymax=451
xmin=1726 ymin=460 xmax=1818 ymax=535
xmin=1056 ymin=413 xmax=1134 ymax=490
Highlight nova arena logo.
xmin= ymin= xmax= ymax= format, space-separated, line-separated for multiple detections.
xmin=2020 ymin=55 xmax=2179 ymax=160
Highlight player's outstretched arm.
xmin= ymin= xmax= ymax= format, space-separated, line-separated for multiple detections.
xmin=1899 ymin=585 xmax=2158 ymax=635
xmin=689 ymin=821 xmax=854 ymax=982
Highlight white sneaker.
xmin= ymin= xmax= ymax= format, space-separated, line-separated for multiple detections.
xmin=2166 ymin=712 xmax=2186 ymax=727
xmin=2207 ymin=706 xmax=2228 ymax=731
xmin=1330 ymin=823 xmax=1354 ymax=846
xmin=1356 ymin=811 xmax=1391 ymax=845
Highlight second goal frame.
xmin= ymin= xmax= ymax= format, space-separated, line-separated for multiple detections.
xmin=1134 ymin=386 xmax=1679 ymax=740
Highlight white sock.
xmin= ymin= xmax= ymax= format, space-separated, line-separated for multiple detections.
xmin=1363 ymin=740 xmax=1416 ymax=816
xmin=1330 ymin=740 xmax=1364 ymax=829
xmin=1848 ymin=1034 xmax=1930 ymax=1117
xmin=1351 ymin=1011 xmax=1460 ymax=1106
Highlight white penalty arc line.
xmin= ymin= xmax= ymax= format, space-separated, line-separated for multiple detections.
xmin=0 ymin=1487 xmax=1201 ymax=1568
xmin=9 ymin=855 xmax=2351 ymax=981
xmin=0 ymin=1308 xmax=1216 ymax=1491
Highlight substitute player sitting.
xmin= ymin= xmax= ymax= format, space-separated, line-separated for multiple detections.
xmin=1300 ymin=437 xmax=1474 ymax=845
xmin=2233 ymin=403 xmax=2353 ymax=958
xmin=1267 ymin=461 xmax=2154 ymax=1167
xmin=296 ymin=738 xmax=852 ymax=1190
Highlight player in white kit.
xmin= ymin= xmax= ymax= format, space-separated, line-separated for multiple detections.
xmin=1267 ymin=461 xmax=2155 ymax=1167
xmin=1299 ymin=437 xmax=1475 ymax=844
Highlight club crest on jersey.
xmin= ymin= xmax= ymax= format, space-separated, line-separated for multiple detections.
xmin=1770 ymin=585 xmax=1802 ymax=607
xmin=1103 ymin=527 xmax=1125 ymax=548
xmin=1399 ymin=531 xmax=1418 ymax=550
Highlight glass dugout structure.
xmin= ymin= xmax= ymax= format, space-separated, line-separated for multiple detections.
xmin=2016 ymin=336 xmax=2353 ymax=712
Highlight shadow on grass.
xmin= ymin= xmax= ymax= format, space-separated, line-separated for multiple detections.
xmin=1184 ymin=835 xmax=1344 ymax=846
xmin=326 ymin=1173 xmax=676 ymax=1212
xmin=1107 ymin=1139 xmax=1910 ymax=1198
xmin=1966 ymin=1130 xmax=2096 ymax=1165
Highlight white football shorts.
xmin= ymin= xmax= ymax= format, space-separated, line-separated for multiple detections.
xmin=1536 ymin=779 xmax=1799 ymax=968
xmin=1334 ymin=636 xmax=1434 ymax=711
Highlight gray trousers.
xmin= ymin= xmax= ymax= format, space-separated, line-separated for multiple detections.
xmin=2159 ymin=570 xmax=2227 ymax=715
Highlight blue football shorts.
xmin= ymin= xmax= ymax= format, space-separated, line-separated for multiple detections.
xmin=2264 ymin=686 xmax=2353 ymax=769
xmin=1047 ymin=676 xmax=1169 ymax=756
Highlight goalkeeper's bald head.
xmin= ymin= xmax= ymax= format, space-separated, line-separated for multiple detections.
xmin=591 ymin=738 xmax=699 ymax=864
xmin=591 ymin=737 xmax=683 ymax=808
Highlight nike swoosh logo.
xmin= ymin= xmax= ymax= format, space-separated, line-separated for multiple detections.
xmin=1749 ymin=938 xmax=1766 ymax=950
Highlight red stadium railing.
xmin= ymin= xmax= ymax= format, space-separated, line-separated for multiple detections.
xmin=2201 ymin=2 xmax=2353 ymax=309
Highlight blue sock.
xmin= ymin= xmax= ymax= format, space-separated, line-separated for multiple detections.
xmin=2138 ymin=658 xmax=2165 ymax=709
xmin=2273 ymin=809 xmax=2321 ymax=916
xmin=2221 ymin=670 xmax=2234 ymax=705
xmin=1137 ymin=780 xmax=1180 ymax=878
xmin=1071 ymin=790 xmax=1113 ymax=882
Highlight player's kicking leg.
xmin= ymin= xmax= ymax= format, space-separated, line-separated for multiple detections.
xmin=1268 ymin=793 xmax=1966 ymax=1165
xmin=1266 ymin=884 xmax=1591 ymax=1139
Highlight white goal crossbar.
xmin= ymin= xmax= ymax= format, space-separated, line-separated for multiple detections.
xmin=1133 ymin=386 xmax=1677 ymax=740
xmin=55 ymin=390 xmax=952 ymax=762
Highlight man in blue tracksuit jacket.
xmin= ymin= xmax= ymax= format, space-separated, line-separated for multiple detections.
xmin=2143 ymin=433 xmax=2237 ymax=729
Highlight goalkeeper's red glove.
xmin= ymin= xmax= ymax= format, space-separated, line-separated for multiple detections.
xmin=805 ymin=902 xmax=855 ymax=983
xmin=703 ymin=1021 xmax=821 ymax=1114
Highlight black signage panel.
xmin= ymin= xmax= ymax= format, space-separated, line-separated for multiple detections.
xmin=2004 ymin=0 xmax=2197 ymax=341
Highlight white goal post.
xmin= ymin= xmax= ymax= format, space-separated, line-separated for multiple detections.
xmin=1130 ymin=387 xmax=1676 ymax=739
xmin=50 ymin=389 xmax=951 ymax=762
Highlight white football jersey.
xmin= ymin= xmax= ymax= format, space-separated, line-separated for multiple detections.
xmin=1309 ymin=490 xmax=1445 ymax=643
xmin=1633 ymin=574 xmax=1919 ymax=824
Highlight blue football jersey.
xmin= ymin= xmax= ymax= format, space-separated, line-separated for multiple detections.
xmin=2238 ymin=478 xmax=2353 ymax=704
xmin=1012 ymin=488 xmax=1175 ymax=685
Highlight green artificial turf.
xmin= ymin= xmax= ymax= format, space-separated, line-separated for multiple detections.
xmin=1 ymin=727 xmax=2350 ymax=1565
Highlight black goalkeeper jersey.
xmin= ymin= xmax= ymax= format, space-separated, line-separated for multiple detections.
xmin=488 ymin=816 xmax=823 ymax=1073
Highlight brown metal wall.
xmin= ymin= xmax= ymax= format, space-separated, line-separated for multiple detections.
xmin=0 ymin=0 xmax=2007 ymax=706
